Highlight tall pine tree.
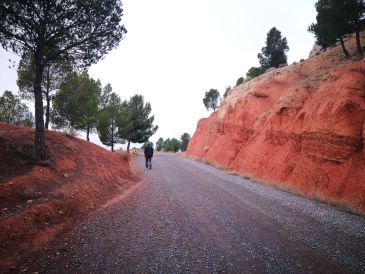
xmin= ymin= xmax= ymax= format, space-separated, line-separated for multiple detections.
xmin=118 ymin=95 xmax=158 ymax=151
xmin=97 ymin=91 xmax=123 ymax=152
xmin=258 ymin=27 xmax=289 ymax=69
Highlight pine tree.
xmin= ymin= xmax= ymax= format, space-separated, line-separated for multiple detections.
xmin=17 ymin=51 xmax=72 ymax=128
xmin=118 ymin=95 xmax=158 ymax=151
xmin=97 ymin=92 xmax=123 ymax=152
xmin=258 ymin=27 xmax=289 ymax=69
xmin=180 ymin=133 xmax=191 ymax=152
xmin=51 ymin=73 xmax=102 ymax=141
xmin=203 ymin=89 xmax=220 ymax=112
xmin=156 ymin=137 xmax=164 ymax=152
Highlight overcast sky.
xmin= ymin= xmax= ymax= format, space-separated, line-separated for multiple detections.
xmin=0 ymin=0 xmax=317 ymax=148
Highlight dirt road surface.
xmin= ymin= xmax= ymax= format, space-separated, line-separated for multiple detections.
xmin=19 ymin=154 xmax=365 ymax=273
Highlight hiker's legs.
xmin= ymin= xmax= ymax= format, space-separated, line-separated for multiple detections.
xmin=145 ymin=156 xmax=152 ymax=169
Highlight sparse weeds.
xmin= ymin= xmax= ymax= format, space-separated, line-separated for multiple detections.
xmin=241 ymin=174 xmax=254 ymax=180
xmin=14 ymin=184 xmax=41 ymax=200
xmin=115 ymin=150 xmax=141 ymax=181
xmin=62 ymin=127 xmax=79 ymax=138
xmin=117 ymin=151 xmax=132 ymax=162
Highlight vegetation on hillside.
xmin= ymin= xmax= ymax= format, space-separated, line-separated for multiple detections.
xmin=0 ymin=91 xmax=33 ymax=127
xmin=203 ymin=89 xmax=221 ymax=112
xmin=258 ymin=27 xmax=289 ymax=69
xmin=0 ymin=0 xmax=127 ymax=160
xmin=308 ymin=0 xmax=364 ymax=57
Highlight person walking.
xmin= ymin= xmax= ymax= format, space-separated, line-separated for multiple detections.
xmin=144 ymin=143 xmax=153 ymax=169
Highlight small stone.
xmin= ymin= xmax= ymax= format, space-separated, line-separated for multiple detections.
xmin=56 ymin=252 xmax=60 ymax=256
xmin=8 ymin=182 xmax=13 ymax=185
xmin=63 ymin=173 xmax=69 ymax=178
xmin=58 ymin=211 xmax=63 ymax=215
xmin=2 ymin=208 xmax=8 ymax=212
xmin=40 ymin=169 xmax=43 ymax=172
xmin=27 ymin=200 xmax=33 ymax=203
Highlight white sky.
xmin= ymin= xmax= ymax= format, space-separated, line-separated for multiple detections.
xmin=0 ymin=0 xmax=317 ymax=148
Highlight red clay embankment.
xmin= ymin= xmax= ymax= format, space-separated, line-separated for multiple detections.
xmin=0 ymin=124 xmax=138 ymax=268
xmin=187 ymin=34 xmax=365 ymax=213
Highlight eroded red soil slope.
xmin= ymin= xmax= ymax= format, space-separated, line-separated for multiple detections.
xmin=0 ymin=124 xmax=137 ymax=267
xmin=187 ymin=34 xmax=365 ymax=213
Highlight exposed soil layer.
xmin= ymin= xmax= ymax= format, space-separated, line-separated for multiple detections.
xmin=186 ymin=33 xmax=365 ymax=213
xmin=17 ymin=154 xmax=365 ymax=273
xmin=0 ymin=124 xmax=137 ymax=269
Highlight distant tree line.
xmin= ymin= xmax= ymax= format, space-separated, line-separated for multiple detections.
xmin=155 ymin=133 xmax=191 ymax=153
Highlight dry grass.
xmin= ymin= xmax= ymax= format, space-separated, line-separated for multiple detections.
xmin=115 ymin=150 xmax=141 ymax=181
xmin=116 ymin=150 xmax=133 ymax=161
xmin=14 ymin=184 xmax=41 ymax=200
xmin=62 ymin=127 xmax=80 ymax=138
xmin=128 ymin=165 xmax=141 ymax=181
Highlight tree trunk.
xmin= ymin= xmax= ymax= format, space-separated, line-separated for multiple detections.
xmin=45 ymin=96 xmax=50 ymax=129
xmin=127 ymin=140 xmax=130 ymax=151
xmin=339 ymin=37 xmax=350 ymax=58
xmin=34 ymin=54 xmax=48 ymax=160
xmin=111 ymin=120 xmax=114 ymax=152
xmin=45 ymin=66 xmax=51 ymax=129
xmin=86 ymin=125 xmax=90 ymax=141
xmin=355 ymin=28 xmax=364 ymax=57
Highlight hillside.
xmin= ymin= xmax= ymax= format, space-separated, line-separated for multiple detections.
xmin=0 ymin=124 xmax=138 ymax=268
xmin=186 ymin=33 xmax=365 ymax=213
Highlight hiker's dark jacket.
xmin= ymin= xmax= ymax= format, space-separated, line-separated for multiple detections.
xmin=144 ymin=146 xmax=153 ymax=158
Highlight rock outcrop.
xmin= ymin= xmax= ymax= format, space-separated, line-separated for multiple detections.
xmin=187 ymin=34 xmax=365 ymax=213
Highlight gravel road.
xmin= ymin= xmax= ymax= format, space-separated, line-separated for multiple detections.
xmin=21 ymin=154 xmax=365 ymax=273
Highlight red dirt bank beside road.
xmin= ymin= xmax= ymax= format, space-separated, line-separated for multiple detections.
xmin=187 ymin=34 xmax=365 ymax=213
xmin=0 ymin=124 xmax=137 ymax=269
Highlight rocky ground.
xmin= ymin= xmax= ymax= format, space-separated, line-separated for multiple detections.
xmin=13 ymin=153 xmax=365 ymax=274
